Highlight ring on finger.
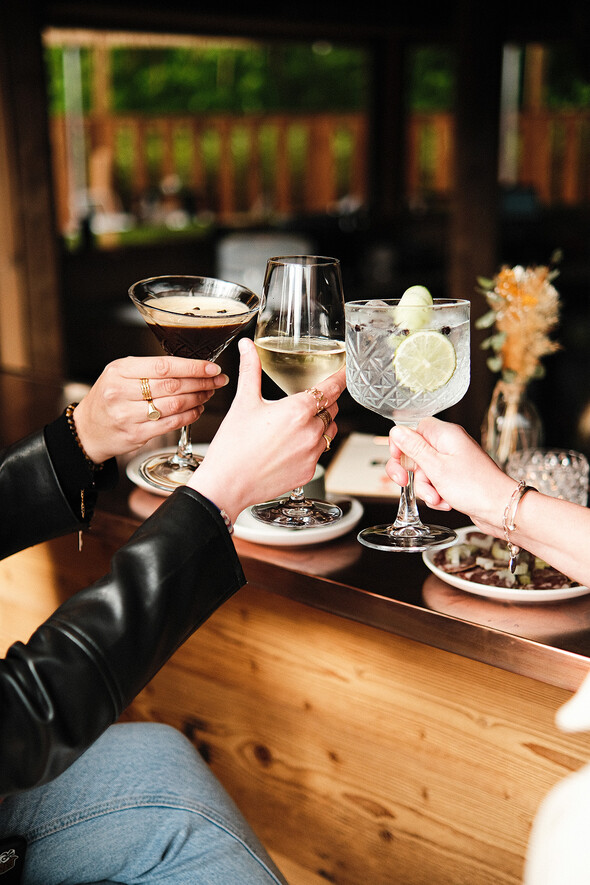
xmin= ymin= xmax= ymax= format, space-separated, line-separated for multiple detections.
xmin=140 ymin=377 xmax=161 ymax=421
xmin=316 ymin=408 xmax=331 ymax=433
xmin=323 ymin=433 xmax=332 ymax=452
xmin=305 ymin=386 xmax=327 ymax=412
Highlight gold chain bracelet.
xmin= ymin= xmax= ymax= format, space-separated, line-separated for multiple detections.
xmin=502 ymin=480 xmax=536 ymax=573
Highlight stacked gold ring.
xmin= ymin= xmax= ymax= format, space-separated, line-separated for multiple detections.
xmin=140 ymin=378 xmax=161 ymax=421
xmin=316 ymin=408 xmax=331 ymax=433
xmin=305 ymin=386 xmax=327 ymax=412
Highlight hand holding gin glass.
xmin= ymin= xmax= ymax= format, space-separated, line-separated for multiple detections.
xmin=345 ymin=289 xmax=470 ymax=551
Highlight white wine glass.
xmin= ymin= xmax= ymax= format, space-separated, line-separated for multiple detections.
xmin=251 ymin=255 xmax=346 ymax=528
xmin=345 ymin=297 xmax=470 ymax=551
xmin=129 ymin=274 xmax=259 ymax=493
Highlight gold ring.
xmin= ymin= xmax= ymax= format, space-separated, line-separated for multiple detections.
xmin=323 ymin=433 xmax=332 ymax=452
xmin=140 ymin=378 xmax=153 ymax=401
xmin=305 ymin=386 xmax=327 ymax=412
xmin=140 ymin=378 xmax=161 ymax=421
xmin=316 ymin=408 xmax=331 ymax=432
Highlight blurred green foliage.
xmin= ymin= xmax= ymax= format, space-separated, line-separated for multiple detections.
xmin=45 ymin=41 xmax=370 ymax=114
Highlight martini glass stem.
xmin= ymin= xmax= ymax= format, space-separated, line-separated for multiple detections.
xmin=173 ymin=425 xmax=193 ymax=466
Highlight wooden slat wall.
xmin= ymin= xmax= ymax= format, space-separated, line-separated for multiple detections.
xmin=2 ymin=518 xmax=590 ymax=884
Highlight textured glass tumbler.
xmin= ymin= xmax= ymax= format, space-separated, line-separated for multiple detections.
xmin=506 ymin=448 xmax=589 ymax=507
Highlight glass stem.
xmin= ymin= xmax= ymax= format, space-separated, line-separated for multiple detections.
xmin=392 ymin=468 xmax=425 ymax=530
xmin=289 ymin=486 xmax=306 ymax=502
xmin=175 ymin=425 xmax=193 ymax=465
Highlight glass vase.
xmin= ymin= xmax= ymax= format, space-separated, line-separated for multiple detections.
xmin=481 ymin=378 xmax=543 ymax=470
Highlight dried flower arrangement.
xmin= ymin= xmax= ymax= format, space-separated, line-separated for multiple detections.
xmin=476 ymin=254 xmax=562 ymax=384
xmin=477 ymin=252 xmax=562 ymax=467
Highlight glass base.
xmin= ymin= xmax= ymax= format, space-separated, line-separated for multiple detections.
xmin=357 ymin=523 xmax=457 ymax=553
xmin=138 ymin=450 xmax=204 ymax=493
xmin=251 ymin=497 xmax=343 ymax=529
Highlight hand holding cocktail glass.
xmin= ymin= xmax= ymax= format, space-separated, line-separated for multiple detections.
xmin=345 ymin=289 xmax=470 ymax=551
xmin=129 ymin=275 xmax=259 ymax=493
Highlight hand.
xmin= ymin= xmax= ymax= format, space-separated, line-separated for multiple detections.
xmin=386 ymin=417 xmax=515 ymax=535
xmin=189 ymin=338 xmax=346 ymax=522
xmin=73 ymin=356 xmax=229 ymax=464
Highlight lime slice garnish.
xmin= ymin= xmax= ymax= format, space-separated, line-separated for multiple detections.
xmin=393 ymin=330 xmax=456 ymax=392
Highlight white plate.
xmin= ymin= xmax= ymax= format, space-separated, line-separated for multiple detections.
xmin=125 ymin=445 xmax=209 ymax=496
xmin=422 ymin=525 xmax=590 ymax=603
xmin=234 ymin=496 xmax=363 ymax=546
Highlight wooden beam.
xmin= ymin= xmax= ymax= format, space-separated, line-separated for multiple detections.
xmin=0 ymin=0 xmax=64 ymax=377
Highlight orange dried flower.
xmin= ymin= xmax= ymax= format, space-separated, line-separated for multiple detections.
xmin=476 ymin=262 xmax=561 ymax=384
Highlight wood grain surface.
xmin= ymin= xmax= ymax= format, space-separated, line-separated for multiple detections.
xmin=3 ymin=518 xmax=590 ymax=883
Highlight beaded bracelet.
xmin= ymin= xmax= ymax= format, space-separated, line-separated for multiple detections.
xmin=219 ymin=509 xmax=234 ymax=535
xmin=65 ymin=403 xmax=104 ymax=473
xmin=502 ymin=479 xmax=536 ymax=573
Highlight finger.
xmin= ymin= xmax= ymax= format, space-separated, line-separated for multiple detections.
xmin=135 ymin=389 xmax=215 ymax=425
xmin=317 ymin=365 xmax=346 ymax=406
xmin=390 ymin=425 xmax=433 ymax=467
xmin=234 ymin=338 xmax=262 ymax=403
xmin=144 ymin=373 xmax=229 ymax=401
xmin=413 ymin=478 xmax=451 ymax=511
xmin=116 ymin=355 xmax=224 ymax=381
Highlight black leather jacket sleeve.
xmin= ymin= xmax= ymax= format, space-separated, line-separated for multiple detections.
xmin=0 ymin=434 xmax=246 ymax=798
xmin=1 ymin=430 xmax=84 ymax=560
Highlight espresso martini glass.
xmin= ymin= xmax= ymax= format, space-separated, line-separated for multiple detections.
xmin=129 ymin=274 xmax=259 ymax=493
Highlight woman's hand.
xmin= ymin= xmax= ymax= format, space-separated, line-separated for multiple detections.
xmin=386 ymin=417 xmax=515 ymax=536
xmin=72 ymin=356 xmax=229 ymax=464
xmin=189 ymin=338 xmax=346 ymax=523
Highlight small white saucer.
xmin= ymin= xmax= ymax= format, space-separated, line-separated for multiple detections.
xmin=234 ymin=496 xmax=363 ymax=546
xmin=125 ymin=445 xmax=209 ymax=496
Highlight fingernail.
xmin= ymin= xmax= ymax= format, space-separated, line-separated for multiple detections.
xmin=215 ymin=373 xmax=229 ymax=387
xmin=205 ymin=362 xmax=221 ymax=375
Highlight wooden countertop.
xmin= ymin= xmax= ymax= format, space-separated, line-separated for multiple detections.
xmin=3 ymin=367 xmax=590 ymax=694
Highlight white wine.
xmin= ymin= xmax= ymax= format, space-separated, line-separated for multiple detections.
xmin=255 ymin=336 xmax=346 ymax=394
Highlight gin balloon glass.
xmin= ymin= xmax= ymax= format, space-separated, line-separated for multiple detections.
xmin=345 ymin=298 xmax=470 ymax=551
xmin=250 ymin=255 xmax=346 ymax=528
xmin=129 ymin=274 xmax=259 ymax=493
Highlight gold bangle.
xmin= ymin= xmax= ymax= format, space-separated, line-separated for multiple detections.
xmin=65 ymin=403 xmax=104 ymax=472
xmin=502 ymin=480 xmax=536 ymax=573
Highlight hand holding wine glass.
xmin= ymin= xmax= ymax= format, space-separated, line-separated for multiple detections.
xmin=188 ymin=337 xmax=347 ymax=525
xmin=250 ymin=255 xmax=346 ymax=528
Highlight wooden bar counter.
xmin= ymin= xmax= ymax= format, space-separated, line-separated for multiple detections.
xmin=2 ymin=368 xmax=590 ymax=885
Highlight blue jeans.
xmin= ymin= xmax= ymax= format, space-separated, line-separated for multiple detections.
xmin=0 ymin=722 xmax=288 ymax=885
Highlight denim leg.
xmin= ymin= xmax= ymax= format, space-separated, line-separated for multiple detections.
xmin=0 ymin=722 xmax=288 ymax=885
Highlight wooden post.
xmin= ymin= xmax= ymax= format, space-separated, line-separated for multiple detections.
xmin=447 ymin=0 xmax=503 ymax=439
xmin=0 ymin=0 xmax=64 ymax=377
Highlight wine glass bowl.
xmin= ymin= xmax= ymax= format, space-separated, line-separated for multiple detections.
xmin=250 ymin=255 xmax=346 ymax=528
xmin=345 ymin=297 xmax=470 ymax=551
xmin=129 ymin=274 xmax=259 ymax=492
